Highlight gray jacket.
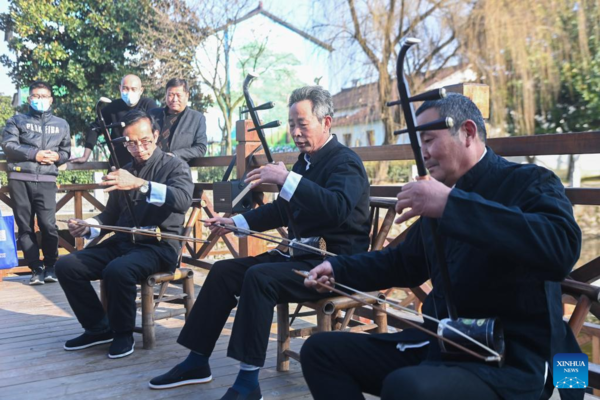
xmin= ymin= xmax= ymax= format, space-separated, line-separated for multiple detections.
xmin=1 ymin=108 xmax=71 ymax=181
xmin=149 ymin=107 xmax=207 ymax=162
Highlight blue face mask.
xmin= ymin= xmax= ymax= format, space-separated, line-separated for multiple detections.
xmin=121 ymin=91 xmax=141 ymax=107
xmin=30 ymin=99 xmax=51 ymax=112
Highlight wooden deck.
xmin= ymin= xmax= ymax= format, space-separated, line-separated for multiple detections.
xmin=2 ymin=269 xmax=599 ymax=400
xmin=0 ymin=269 xmax=312 ymax=400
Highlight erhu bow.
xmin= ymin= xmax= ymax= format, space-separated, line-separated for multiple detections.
xmin=387 ymin=37 xmax=505 ymax=364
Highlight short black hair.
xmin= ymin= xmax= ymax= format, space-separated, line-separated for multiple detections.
xmin=416 ymin=93 xmax=487 ymax=142
xmin=165 ymin=78 xmax=189 ymax=93
xmin=29 ymin=81 xmax=53 ymax=95
xmin=120 ymin=109 xmax=160 ymax=133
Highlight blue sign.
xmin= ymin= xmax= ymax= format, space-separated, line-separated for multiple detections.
xmin=553 ymin=353 xmax=588 ymax=389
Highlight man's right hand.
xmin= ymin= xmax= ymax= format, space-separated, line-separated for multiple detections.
xmin=203 ymin=217 xmax=235 ymax=236
xmin=68 ymin=219 xmax=90 ymax=238
xmin=305 ymin=261 xmax=335 ymax=293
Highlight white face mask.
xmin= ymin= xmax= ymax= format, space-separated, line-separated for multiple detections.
xmin=121 ymin=91 xmax=141 ymax=107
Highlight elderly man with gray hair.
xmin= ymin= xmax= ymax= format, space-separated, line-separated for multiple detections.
xmin=149 ymin=86 xmax=372 ymax=400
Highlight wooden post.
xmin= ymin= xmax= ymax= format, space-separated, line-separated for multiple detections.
xmin=235 ymin=119 xmax=267 ymax=258
xmin=74 ymin=191 xmax=84 ymax=250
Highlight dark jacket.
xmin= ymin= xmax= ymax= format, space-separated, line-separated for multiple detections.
xmin=149 ymin=107 xmax=207 ymax=163
xmin=330 ymin=148 xmax=583 ymax=400
xmin=94 ymin=148 xmax=193 ymax=269
xmin=1 ymin=107 xmax=71 ymax=181
xmin=85 ymin=97 xmax=158 ymax=167
xmin=242 ymin=135 xmax=371 ymax=256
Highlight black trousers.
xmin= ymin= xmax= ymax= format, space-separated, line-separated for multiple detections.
xmin=300 ymin=332 xmax=501 ymax=400
xmin=55 ymin=241 xmax=171 ymax=334
xmin=8 ymin=180 xmax=59 ymax=269
xmin=177 ymin=252 xmax=331 ymax=367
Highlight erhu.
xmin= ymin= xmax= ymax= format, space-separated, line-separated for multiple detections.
xmin=387 ymin=38 xmax=505 ymax=365
xmin=212 ymin=73 xmax=281 ymax=214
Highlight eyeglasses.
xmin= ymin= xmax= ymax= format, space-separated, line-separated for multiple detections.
xmin=124 ymin=138 xmax=154 ymax=151
xmin=30 ymin=95 xmax=52 ymax=100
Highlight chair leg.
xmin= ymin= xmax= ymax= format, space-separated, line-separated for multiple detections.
xmin=100 ymin=280 xmax=108 ymax=313
xmin=317 ymin=308 xmax=332 ymax=332
xmin=141 ymin=281 xmax=156 ymax=350
xmin=277 ymin=304 xmax=290 ymax=372
xmin=374 ymin=303 xmax=388 ymax=333
xmin=182 ymin=274 xmax=195 ymax=320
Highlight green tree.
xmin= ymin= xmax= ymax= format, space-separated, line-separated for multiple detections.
xmin=0 ymin=0 xmax=153 ymax=135
xmin=0 ymin=95 xmax=13 ymax=129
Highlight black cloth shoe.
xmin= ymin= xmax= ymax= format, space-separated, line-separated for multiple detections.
xmin=44 ymin=265 xmax=58 ymax=283
xmin=29 ymin=267 xmax=45 ymax=286
xmin=108 ymin=333 xmax=135 ymax=359
xmin=64 ymin=331 xmax=114 ymax=351
xmin=149 ymin=363 xmax=212 ymax=389
xmin=220 ymin=387 xmax=263 ymax=400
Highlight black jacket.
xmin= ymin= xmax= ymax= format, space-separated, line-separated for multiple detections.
xmin=94 ymin=148 xmax=194 ymax=269
xmin=149 ymin=107 xmax=208 ymax=163
xmin=330 ymin=148 xmax=583 ymax=400
xmin=242 ymin=135 xmax=371 ymax=256
xmin=1 ymin=107 xmax=71 ymax=180
xmin=85 ymin=97 xmax=158 ymax=167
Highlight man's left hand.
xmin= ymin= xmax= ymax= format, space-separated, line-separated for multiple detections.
xmin=395 ymin=177 xmax=452 ymax=224
xmin=100 ymin=169 xmax=145 ymax=192
xmin=245 ymin=162 xmax=289 ymax=186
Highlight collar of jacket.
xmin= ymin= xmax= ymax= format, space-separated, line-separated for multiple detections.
xmin=131 ymin=147 xmax=163 ymax=172
xmin=454 ymin=146 xmax=496 ymax=191
xmin=296 ymin=134 xmax=339 ymax=168
xmin=164 ymin=106 xmax=187 ymax=117
xmin=28 ymin=107 xmax=53 ymax=119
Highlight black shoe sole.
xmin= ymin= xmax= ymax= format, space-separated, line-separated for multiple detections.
xmin=29 ymin=279 xmax=45 ymax=286
xmin=64 ymin=338 xmax=113 ymax=351
xmin=108 ymin=340 xmax=135 ymax=359
xmin=44 ymin=276 xmax=58 ymax=283
xmin=148 ymin=375 xmax=213 ymax=390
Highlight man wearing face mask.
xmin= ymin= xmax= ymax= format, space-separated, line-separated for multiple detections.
xmin=1 ymin=81 xmax=71 ymax=285
xmin=71 ymin=74 xmax=158 ymax=166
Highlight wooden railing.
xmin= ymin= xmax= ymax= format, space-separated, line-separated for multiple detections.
xmin=1 ymin=127 xmax=600 ymax=386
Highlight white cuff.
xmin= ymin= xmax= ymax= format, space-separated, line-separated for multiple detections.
xmin=83 ymin=218 xmax=101 ymax=240
xmin=396 ymin=342 xmax=429 ymax=352
xmin=280 ymin=171 xmax=302 ymax=202
xmin=231 ymin=214 xmax=250 ymax=238
xmin=147 ymin=181 xmax=166 ymax=206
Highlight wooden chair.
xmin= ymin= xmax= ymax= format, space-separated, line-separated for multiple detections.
xmin=561 ymin=279 xmax=600 ymax=391
xmin=100 ymin=203 xmax=202 ymax=349
xmin=276 ymin=197 xmax=398 ymax=372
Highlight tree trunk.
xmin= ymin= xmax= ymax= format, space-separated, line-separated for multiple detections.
xmin=567 ymin=154 xmax=581 ymax=187
xmin=378 ymin=68 xmax=395 ymax=145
